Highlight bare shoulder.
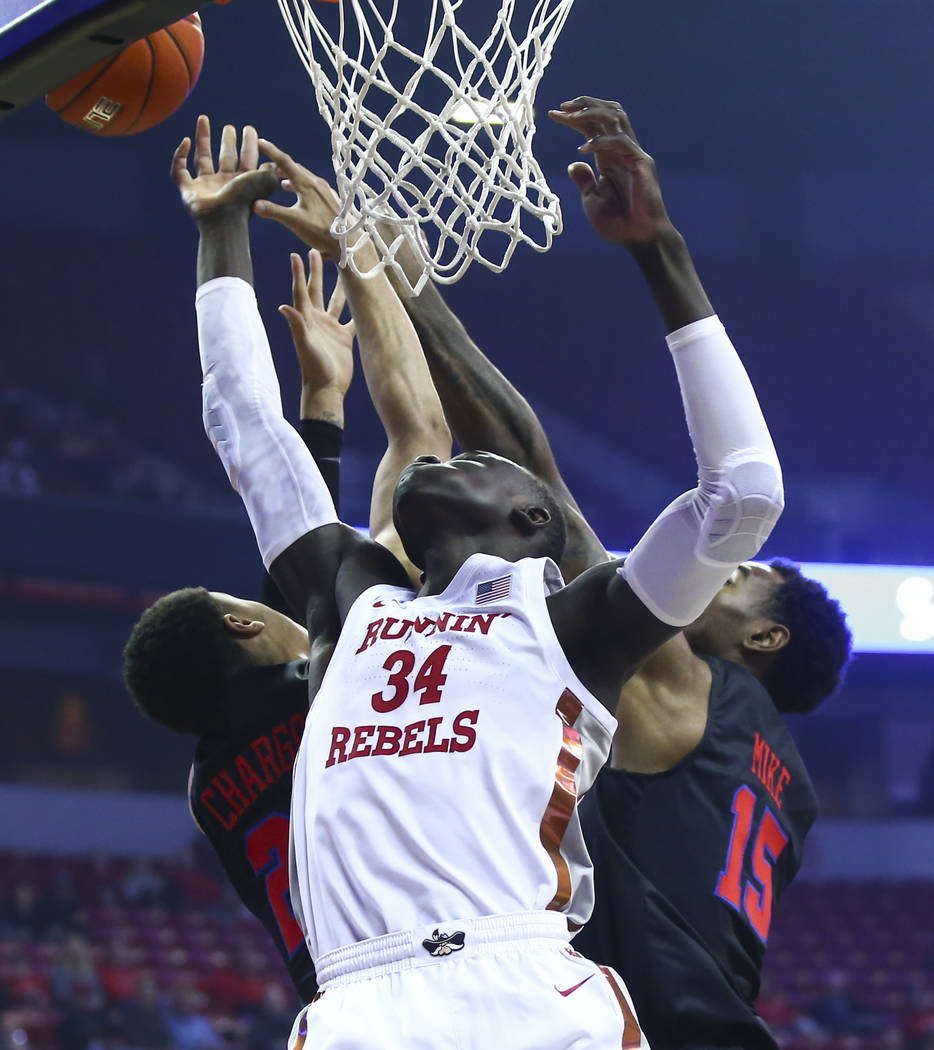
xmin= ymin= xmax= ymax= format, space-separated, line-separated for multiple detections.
xmin=612 ymin=634 xmax=713 ymax=773
xmin=629 ymin=631 xmax=712 ymax=699
xmin=270 ymin=522 xmax=412 ymax=628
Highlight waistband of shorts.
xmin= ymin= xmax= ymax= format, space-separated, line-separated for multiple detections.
xmin=315 ymin=910 xmax=571 ymax=987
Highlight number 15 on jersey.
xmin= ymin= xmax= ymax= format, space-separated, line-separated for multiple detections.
xmin=715 ymin=784 xmax=789 ymax=943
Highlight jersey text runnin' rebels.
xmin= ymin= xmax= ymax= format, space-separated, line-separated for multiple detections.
xmin=289 ymin=553 xmax=617 ymax=960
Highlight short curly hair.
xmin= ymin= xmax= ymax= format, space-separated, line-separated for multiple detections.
xmin=760 ymin=560 xmax=853 ymax=714
xmin=123 ymin=587 xmax=248 ymax=734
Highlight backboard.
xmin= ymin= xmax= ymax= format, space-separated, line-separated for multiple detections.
xmin=0 ymin=0 xmax=212 ymax=120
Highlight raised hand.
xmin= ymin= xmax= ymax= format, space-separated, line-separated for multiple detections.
xmin=548 ymin=97 xmax=673 ymax=246
xmin=172 ymin=116 xmax=278 ymax=221
xmin=280 ymin=250 xmax=355 ymax=424
xmin=253 ymin=139 xmax=342 ymax=258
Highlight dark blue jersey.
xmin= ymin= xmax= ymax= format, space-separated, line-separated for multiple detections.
xmin=575 ymin=656 xmax=817 ymax=1050
xmin=185 ymin=419 xmax=342 ymax=1005
xmin=189 ymin=660 xmax=316 ymax=1003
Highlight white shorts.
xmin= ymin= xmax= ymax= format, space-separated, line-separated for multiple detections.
xmin=288 ymin=911 xmax=648 ymax=1050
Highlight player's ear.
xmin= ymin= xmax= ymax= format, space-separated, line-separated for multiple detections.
xmin=741 ymin=620 xmax=789 ymax=654
xmin=510 ymin=505 xmax=551 ymax=534
xmin=221 ymin=613 xmax=265 ymax=639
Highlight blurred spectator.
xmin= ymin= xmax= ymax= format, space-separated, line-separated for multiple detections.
xmin=108 ymin=975 xmax=175 ymax=1050
xmin=123 ymin=860 xmax=166 ymax=909
xmin=0 ymin=379 xmax=220 ymax=508
xmin=172 ymin=848 xmax=222 ymax=911
xmin=36 ymin=871 xmax=84 ymax=938
xmin=49 ymin=934 xmax=106 ymax=1050
xmin=756 ymin=978 xmax=805 ymax=1043
xmin=196 ymin=952 xmax=243 ymax=1016
xmin=244 ymin=983 xmax=296 ymax=1050
xmin=100 ymin=942 xmax=147 ymax=1003
xmin=89 ymin=852 xmax=119 ymax=908
xmin=904 ymin=989 xmax=934 ymax=1049
xmin=3 ymin=961 xmax=52 ymax=1013
xmin=0 ymin=885 xmax=46 ymax=939
xmin=884 ymin=1027 xmax=908 ymax=1050
xmin=166 ymin=989 xmax=223 ymax=1050
xmin=236 ymin=948 xmax=272 ymax=1007
xmin=0 ymin=969 xmax=54 ymax=1050
xmin=807 ymin=968 xmax=885 ymax=1037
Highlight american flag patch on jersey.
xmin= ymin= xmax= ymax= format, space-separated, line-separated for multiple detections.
xmin=475 ymin=575 xmax=511 ymax=604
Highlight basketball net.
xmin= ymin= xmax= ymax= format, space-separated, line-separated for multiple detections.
xmin=276 ymin=0 xmax=576 ymax=294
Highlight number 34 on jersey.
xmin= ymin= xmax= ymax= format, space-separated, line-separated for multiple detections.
xmin=325 ymin=644 xmax=475 ymax=769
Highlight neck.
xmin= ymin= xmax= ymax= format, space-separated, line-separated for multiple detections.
xmin=419 ymin=534 xmax=530 ymax=596
xmin=419 ymin=539 xmax=479 ymax=597
xmin=722 ymin=647 xmax=773 ymax=690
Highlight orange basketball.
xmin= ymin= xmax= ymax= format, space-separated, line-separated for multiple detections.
xmin=46 ymin=13 xmax=204 ymax=136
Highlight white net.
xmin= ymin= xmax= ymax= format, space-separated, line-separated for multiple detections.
xmin=276 ymin=0 xmax=577 ymax=293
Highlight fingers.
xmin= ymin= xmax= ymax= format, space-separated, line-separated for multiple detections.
xmin=171 ymin=137 xmax=192 ymax=186
xmin=277 ymin=304 xmax=305 ymax=339
xmin=253 ymin=198 xmax=298 ymax=226
xmin=259 ymin=139 xmax=338 ymax=204
xmin=549 ymin=106 xmax=622 ymax=140
xmin=576 ymin=130 xmax=644 ymax=161
xmin=304 ymin=250 xmax=325 ymax=313
xmin=194 ymin=114 xmax=214 ymax=176
xmin=566 ymin=161 xmax=598 ymax=197
xmin=549 ymin=97 xmax=637 ymax=145
xmin=217 ymin=123 xmax=238 ymax=173
xmin=326 ymin=274 xmax=347 ymax=319
xmin=258 ymin=138 xmax=302 ymax=182
xmin=240 ymin=125 xmax=259 ymax=172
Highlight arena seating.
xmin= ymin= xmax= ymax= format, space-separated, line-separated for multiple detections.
xmin=1 ymin=849 xmax=932 ymax=1049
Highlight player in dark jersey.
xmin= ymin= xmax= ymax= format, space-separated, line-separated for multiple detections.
xmin=188 ymin=630 xmax=317 ymax=1000
xmin=124 ymin=127 xmax=450 ymax=1003
xmin=377 ymin=97 xmax=853 ymax=1050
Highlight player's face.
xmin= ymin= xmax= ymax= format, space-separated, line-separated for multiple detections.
xmin=392 ymin=451 xmax=539 ymax=555
xmin=209 ymin=592 xmax=310 ymax=664
xmin=682 ymin=563 xmax=783 ymax=657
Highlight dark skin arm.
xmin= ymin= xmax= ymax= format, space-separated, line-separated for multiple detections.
xmin=395 ymin=99 xmax=715 ymax=740
xmin=547 ymin=97 xmax=714 ymax=332
xmin=385 ymin=257 xmax=608 ymax=583
xmin=543 ymin=98 xmax=719 ymax=731
xmin=173 ymin=116 xmax=410 ymax=631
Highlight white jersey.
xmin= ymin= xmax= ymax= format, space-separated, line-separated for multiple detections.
xmin=289 ymin=553 xmax=616 ymax=960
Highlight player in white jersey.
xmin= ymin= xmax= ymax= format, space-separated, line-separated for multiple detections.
xmin=173 ymin=98 xmax=785 ymax=1049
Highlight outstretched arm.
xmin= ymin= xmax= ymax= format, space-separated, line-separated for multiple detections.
xmin=174 ymin=117 xmax=408 ymax=625
xmin=546 ymin=99 xmax=784 ymax=708
xmin=261 ymin=249 xmax=354 ymax=615
xmin=380 ymin=238 xmax=608 ymax=582
xmin=253 ymin=141 xmax=451 ymax=583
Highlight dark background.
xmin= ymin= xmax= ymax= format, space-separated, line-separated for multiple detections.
xmin=0 ymin=5 xmax=932 ymax=1047
xmin=1 ymin=0 xmax=932 ymax=563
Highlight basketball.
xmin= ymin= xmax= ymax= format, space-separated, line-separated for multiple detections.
xmin=45 ymin=13 xmax=204 ymax=136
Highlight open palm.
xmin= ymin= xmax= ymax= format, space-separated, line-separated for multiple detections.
xmin=172 ymin=116 xmax=278 ymax=220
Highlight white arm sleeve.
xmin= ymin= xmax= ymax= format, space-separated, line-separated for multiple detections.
xmin=196 ymin=276 xmax=338 ymax=569
xmin=621 ymin=315 xmax=784 ymax=627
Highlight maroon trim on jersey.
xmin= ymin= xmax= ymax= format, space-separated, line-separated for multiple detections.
xmin=540 ymin=688 xmax=583 ymax=913
xmin=598 ymin=965 xmax=643 ymax=1050
xmin=291 ymin=1005 xmax=311 ymax=1050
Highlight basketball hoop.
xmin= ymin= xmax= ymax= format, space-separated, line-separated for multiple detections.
xmin=276 ymin=0 xmax=577 ymax=294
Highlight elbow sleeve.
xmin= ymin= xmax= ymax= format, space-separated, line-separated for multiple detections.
xmin=621 ymin=315 xmax=783 ymax=627
xmin=622 ymin=454 xmax=783 ymax=628
xmin=197 ymin=277 xmax=338 ymax=569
